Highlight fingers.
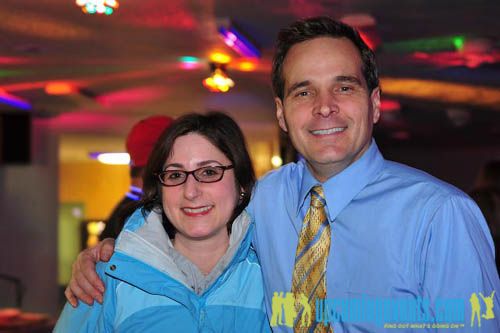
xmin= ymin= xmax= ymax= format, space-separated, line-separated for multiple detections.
xmin=65 ymin=260 xmax=96 ymax=306
xmin=63 ymin=239 xmax=115 ymax=307
xmin=80 ymin=252 xmax=105 ymax=298
xmin=99 ymin=238 xmax=116 ymax=262
xmin=64 ymin=285 xmax=78 ymax=308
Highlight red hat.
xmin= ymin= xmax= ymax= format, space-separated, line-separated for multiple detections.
xmin=126 ymin=115 xmax=174 ymax=167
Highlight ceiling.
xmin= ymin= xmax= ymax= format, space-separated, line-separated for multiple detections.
xmin=1 ymin=0 xmax=499 ymax=160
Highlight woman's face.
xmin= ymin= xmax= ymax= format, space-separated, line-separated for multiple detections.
xmin=161 ymin=133 xmax=239 ymax=241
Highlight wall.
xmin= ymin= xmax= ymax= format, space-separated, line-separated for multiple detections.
xmin=59 ymin=162 xmax=129 ymax=219
xmin=381 ymin=144 xmax=500 ymax=192
xmin=0 ymin=118 xmax=59 ymax=315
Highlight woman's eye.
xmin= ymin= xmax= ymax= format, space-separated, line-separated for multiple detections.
xmin=202 ymin=168 xmax=218 ymax=176
xmin=167 ymin=171 xmax=183 ymax=179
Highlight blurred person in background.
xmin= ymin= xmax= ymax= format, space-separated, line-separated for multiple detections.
xmin=99 ymin=115 xmax=174 ymax=240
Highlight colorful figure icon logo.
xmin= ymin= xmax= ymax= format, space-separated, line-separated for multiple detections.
xmin=271 ymin=292 xmax=312 ymax=328
xmin=470 ymin=291 xmax=496 ymax=327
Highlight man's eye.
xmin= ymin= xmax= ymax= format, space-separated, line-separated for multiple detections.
xmin=339 ymin=86 xmax=353 ymax=92
xmin=296 ymin=91 xmax=310 ymax=97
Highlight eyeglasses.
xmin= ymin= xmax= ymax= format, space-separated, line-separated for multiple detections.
xmin=156 ymin=165 xmax=234 ymax=187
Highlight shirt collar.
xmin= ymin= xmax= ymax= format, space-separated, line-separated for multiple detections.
xmin=296 ymin=139 xmax=385 ymax=221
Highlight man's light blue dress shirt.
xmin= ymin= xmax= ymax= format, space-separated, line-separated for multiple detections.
xmin=247 ymin=140 xmax=500 ymax=332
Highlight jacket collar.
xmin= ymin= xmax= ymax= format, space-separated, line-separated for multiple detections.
xmin=108 ymin=209 xmax=254 ymax=298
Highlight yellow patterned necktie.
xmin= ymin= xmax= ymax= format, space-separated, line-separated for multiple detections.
xmin=291 ymin=185 xmax=332 ymax=332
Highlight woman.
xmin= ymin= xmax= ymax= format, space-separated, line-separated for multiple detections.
xmin=55 ymin=112 xmax=270 ymax=332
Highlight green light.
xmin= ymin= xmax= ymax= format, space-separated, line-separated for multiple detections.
xmin=86 ymin=4 xmax=96 ymax=14
xmin=453 ymin=36 xmax=465 ymax=51
xmin=105 ymin=7 xmax=113 ymax=15
xmin=179 ymin=56 xmax=199 ymax=63
xmin=384 ymin=35 xmax=467 ymax=53
xmin=0 ymin=70 xmax=31 ymax=78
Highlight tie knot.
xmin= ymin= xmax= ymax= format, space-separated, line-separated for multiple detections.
xmin=310 ymin=185 xmax=325 ymax=208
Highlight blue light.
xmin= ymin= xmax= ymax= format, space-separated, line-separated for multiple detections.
xmin=218 ymin=26 xmax=261 ymax=59
xmin=0 ymin=96 xmax=32 ymax=110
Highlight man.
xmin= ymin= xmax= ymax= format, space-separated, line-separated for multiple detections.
xmin=67 ymin=17 xmax=499 ymax=332
xmin=99 ymin=115 xmax=173 ymax=240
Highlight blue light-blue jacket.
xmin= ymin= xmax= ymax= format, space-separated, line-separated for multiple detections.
xmin=55 ymin=209 xmax=270 ymax=332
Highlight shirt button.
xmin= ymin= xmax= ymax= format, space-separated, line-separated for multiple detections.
xmin=110 ymin=264 xmax=116 ymax=271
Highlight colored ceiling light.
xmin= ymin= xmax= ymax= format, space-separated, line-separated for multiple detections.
xmin=453 ymin=36 xmax=465 ymax=51
xmin=0 ymin=89 xmax=32 ymax=110
xmin=380 ymin=78 xmax=500 ymax=110
xmin=237 ymin=60 xmax=257 ymax=72
xmin=89 ymin=152 xmax=130 ymax=165
xmin=271 ymin=155 xmax=283 ymax=168
xmin=45 ymin=82 xmax=75 ymax=95
xmin=218 ymin=23 xmax=261 ymax=59
xmin=0 ymin=69 xmax=31 ymax=78
xmin=209 ymin=52 xmax=232 ymax=65
xmin=380 ymin=98 xmax=401 ymax=113
xmin=178 ymin=56 xmax=201 ymax=70
xmin=203 ymin=67 xmax=234 ymax=93
xmin=340 ymin=14 xmax=380 ymax=51
xmin=384 ymin=35 xmax=467 ymax=53
xmin=411 ymin=50 xmax=500 ymax=69
xmin=76 ymin=0 xmax=119 ymax=16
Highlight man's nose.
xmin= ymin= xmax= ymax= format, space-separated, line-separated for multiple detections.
xmin=315 ymin=92 xmax=339 ymax=117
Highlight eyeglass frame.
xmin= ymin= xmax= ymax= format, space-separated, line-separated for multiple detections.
xmin=155 ymin=165 xmax=234 ymax=187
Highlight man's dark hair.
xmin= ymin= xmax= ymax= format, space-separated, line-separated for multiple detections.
xmin=272 ymin=16 xmax=379 ymax=100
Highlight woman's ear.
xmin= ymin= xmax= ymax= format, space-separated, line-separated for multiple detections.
xmin=238 ymin=187 xmax=246 ymax=203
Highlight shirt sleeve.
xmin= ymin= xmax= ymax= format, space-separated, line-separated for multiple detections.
xmin=53 ymin=263 xmax=115 ymax=332
xmin=420 ymin=194 xmax=500 ymax=331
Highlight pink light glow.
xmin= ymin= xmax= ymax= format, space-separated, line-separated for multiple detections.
xmin=380 ymin=99 xmax=401 ymax=113
xmin=224 ymin=38 xmax=235 ymax=47
xmin=96 ymin=86 xmax=168 ymax=107
xmin=227 ymin=32 xmax=237 ymax=41
xmin=49 ymin=112 xmax=131 ymax=133
xmin=411 ymin=50 xmax=500 ymax=68
xmin=179 ymin=62 xmax=200 ymax=70
xmin=118 ymin=0 xmax=197 ymax=30
xmin=0 ymin=56 xmax=33 ymax=65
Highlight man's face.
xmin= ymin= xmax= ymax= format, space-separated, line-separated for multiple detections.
xmin=275 ymin=37 xmax=380 ymax=182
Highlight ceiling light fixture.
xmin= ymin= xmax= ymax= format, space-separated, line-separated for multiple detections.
xmin=203 ymin=64 xmax=234 ymax=93
xmin=89 ymin=152 xmax=130 ymax=165
xmin=178 ymin=56 xmax=201 ymax=70
xmin=45 ymin=82 xmax=76 ymax=95
xmin=218 ymin=21 xmax=261 ymax=59
xmin=75 ymin=0 xmax=119 ymax=16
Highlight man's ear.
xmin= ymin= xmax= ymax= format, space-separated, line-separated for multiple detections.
xmin=371 ymin=87 xmax=381 ymax=124
xmin=275 ymin=97 xmax=288 ymax=132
